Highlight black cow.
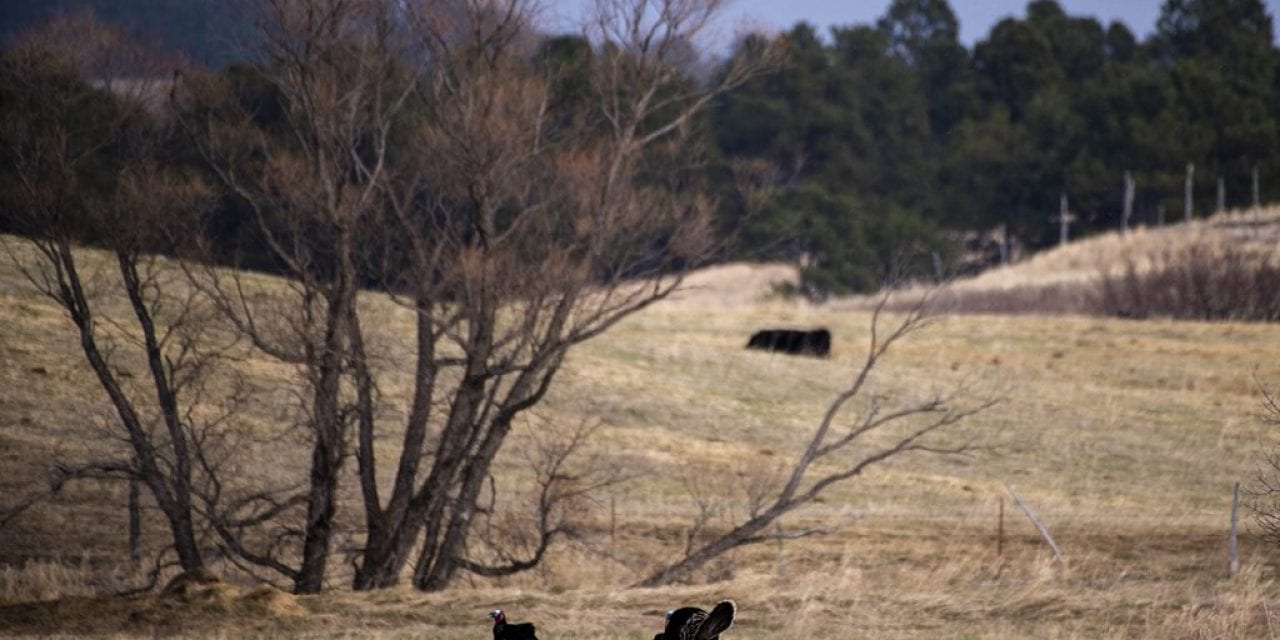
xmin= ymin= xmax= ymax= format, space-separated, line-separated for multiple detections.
xmin=746 ymin=328 xmax=831 ymax=357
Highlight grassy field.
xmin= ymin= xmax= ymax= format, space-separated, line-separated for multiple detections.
xmin=2 ymin=219 xmax=1280 ymax=638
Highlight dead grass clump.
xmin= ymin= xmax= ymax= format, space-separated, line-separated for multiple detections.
xmin=160 ymin=567 xmax=222 ymax=599
xmin=156 ymin=568 xmax=308 ymax=618
xmin=238 ymin=584 xmax=309 ymax=617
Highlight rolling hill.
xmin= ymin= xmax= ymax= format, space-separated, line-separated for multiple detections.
xmin=2 ymin=214 xmax=1280 ymax=637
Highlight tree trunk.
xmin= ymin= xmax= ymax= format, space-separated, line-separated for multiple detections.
xmin=117 ymin=252 xmax=203 ymax=571
xmin=295 ymin=282 xmax=351 ymax=593
xmin=55 ymin=242 xmax=205 ymax=571
xmin=413 ymin=359 xmax=564 ymax=591
xmin=355 ymin=334 xmax=493 ymax=591
xmin=296 ymin=437 xmax=341 ymax=593
xmin=353 ymin=304 xmax=438 ymax=590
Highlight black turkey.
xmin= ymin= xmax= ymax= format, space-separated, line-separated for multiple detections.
xmin=653 ymin=600 xmax=736 ymax=640
xmin=490 ymin=608 xmax=538 ymax=640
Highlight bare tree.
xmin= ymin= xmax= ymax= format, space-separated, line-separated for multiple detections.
xmin=175 ymin=0 xmax=774 ymax=593
xmin=637 ymin=293 xmax=995 ymax=587
xmin=174 ymin=0 xmax=426 ymax=592
xmin=0 ymin=16 xmax=227 ymax=572
xmin=356 ymin=0 xmax=774 ymax=592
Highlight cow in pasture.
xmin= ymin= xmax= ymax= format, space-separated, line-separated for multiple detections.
xmin=745 ymin=328 xmax=831 ymax=357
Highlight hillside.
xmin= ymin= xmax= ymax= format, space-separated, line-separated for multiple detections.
xmin=831 ymin=207 xmax=1280 ymax=318
xmin=956 ymin=207 xmax=1280 ymax=292
xmin=2 ymin=235 xmax=1280 ymax=637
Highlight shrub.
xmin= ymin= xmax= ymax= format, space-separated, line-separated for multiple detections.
xmin=1097 ymin=243 xmax=1280 ymax=322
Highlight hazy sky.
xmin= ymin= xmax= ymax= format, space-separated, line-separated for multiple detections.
xmin=722 ymin=0 xmax=1280 ymax=44
xmin=549 ymin=1 xmax=1280 ymax=46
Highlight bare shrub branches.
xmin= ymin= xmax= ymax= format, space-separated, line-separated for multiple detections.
xmin=6 ymin=0 xmax=774 ymax=593
xmin=459 ymin=417 xmax=633 ymax=578
xmin=1248 ymin=380 xmax=1280 ymax=546
xmin=0 ymin=15 xmax=278 ymax=577
xmin=638 ymin=291 xmax=994 ymax=587
xmin=168 ymin=0 xmax=778 ymax=593
xmin=1098 ymin=242 xmax=1280 ymax=321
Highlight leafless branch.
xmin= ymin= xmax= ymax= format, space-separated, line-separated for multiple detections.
xmin=638 ymin=288 xmax=994 ymax=587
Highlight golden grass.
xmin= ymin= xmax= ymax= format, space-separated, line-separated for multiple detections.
xmin=954 ymin=207 xmax=1280 ymax=292
xmin=2 ymin=234 xmax=1280 ymax=637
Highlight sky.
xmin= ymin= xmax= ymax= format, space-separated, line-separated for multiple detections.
xmin=720 ymin=0 xmax=1280 ymax=44
xmin=549 ymin=0 xmax=1280 ymax=46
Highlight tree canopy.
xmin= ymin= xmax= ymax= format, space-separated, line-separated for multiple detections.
xmin=4 ymin=0 xmax=1280 ymax=294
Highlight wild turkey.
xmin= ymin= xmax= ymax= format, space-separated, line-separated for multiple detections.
xmin=653 ymin=600 xmax=736 ymax=640
xmin=490 ymin=608 xmax=538 ymax=640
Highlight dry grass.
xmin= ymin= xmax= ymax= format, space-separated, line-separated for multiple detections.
xmin=846 ymin=207 xmax=1280 ymax=317
xmin=955 ymin=207 xmax=1280 ymax=293
xmin=2 ymin=237 xmax=1280 ymax=637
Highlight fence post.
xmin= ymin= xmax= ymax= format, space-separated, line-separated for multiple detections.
xmin=1058 ymin=194 xmax=1070 ymax=246
xmin=1217 ymin=176 xmax=1226 ymax=214
xmin=1005 ymin=483 xmax=1065 ymax=565
xmin=1253 ymin=166 xmax=1261 ymax=210
xmin=1122 ymin=171 xmax=1135 ymax=234
xmin=999 ymin=222 xmax=1010 ymax=264
xmin=1229 ymin=482 xmax=1241 ymax=577
xmin=1185 ymin=163 xmax=1195 ymax=223
xmin=997 ymin=496 xmax=1005 ymax=558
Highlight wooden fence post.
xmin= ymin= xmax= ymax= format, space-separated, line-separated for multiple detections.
xmin=1185 ymin=163 xmax=1195 ymax=223
xmin=1253 ymin=166 xmax=1261 ymax=210
xmin=999 ymin=222 xmax=1010 ymax=264
xmin=1229 ymin=482 xmax=1241 ymax=577
xmin=997 ymin=497 xmax=1005 ymax=558
xmin=1058 ymin=194 xmax=1070 ymax=246
xmin=1005 ymin=483 xmax=1065 ymax=565
xmin=1217 ymin=176 xmax=1226 ymax=214
xmin=1122 ymin=171 xmax=1135 ymax=234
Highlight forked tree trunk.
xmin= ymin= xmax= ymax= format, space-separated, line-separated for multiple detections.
xmin=295 ymin=267 xmax=355 ymax=593
xmin=54 ymin=243 xmax=205 ymax=571
xmin=413 ymin=348 xmax=562 ymax=591
xmin=356 ymin=293 xmax=499 ymax=589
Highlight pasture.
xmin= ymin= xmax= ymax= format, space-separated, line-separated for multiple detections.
xmin=2 ymin=218 xmax=1280 ymax=638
